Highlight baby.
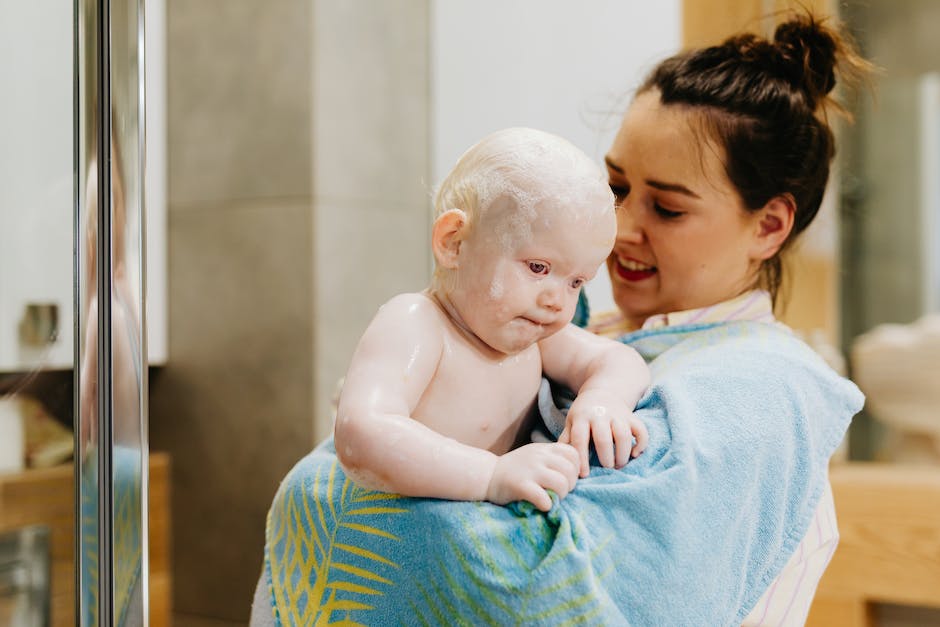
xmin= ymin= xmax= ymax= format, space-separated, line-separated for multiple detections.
xmin=335 ymin=128 xmax=650 ymax=512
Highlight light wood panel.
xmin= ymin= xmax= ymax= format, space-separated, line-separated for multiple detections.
xmin=683 ymin=0 xmax=835 ymax=48
xmin=806 ymin=463 xmax=940 ymax=626
xmin=777 ymin=251 xmax=839 ymax=343
xmin=683 ymin=0 xmax=768 ymax=48
xmin=0 ymin=453 xmax=171 ymax=626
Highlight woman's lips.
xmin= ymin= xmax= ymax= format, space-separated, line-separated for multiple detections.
xmin=614 ymin=256 xmax=656 ymax=282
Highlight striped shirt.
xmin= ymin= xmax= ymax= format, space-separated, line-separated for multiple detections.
xmin=588 ymin=290 xmax=838 ymax=626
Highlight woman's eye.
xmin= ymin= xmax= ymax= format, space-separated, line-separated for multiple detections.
xmin=527 ymin=261 xmax=550 ymax=275
xmin=654 ymin=203 xmax=684 ymax=219
xmin=609 ymin=183 xmax=629 ymax=200
xmin=570 ymin=278 xmax=585 ymax=289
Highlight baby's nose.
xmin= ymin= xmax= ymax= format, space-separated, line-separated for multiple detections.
xmin=537 ymin=283 xmax=564 ymax=311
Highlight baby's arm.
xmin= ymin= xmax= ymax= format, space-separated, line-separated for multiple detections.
xmin=335 ymin=294 xmax=578 ymax=511
xmin=539 ymin=324 xmax=651 ymax=477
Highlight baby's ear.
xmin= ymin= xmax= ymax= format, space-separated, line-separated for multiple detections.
xmin=431 ymin=208 xmax=468 ymax=269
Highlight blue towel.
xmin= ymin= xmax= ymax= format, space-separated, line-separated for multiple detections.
xmin=263 ymin=320 xmax=862 ymax=625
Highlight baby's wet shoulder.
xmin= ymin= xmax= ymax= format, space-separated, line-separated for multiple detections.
xmin=377 ymin=292 xmax=444 ymax=321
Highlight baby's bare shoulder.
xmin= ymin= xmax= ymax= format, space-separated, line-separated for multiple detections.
xmin=375 ymin=292 xmax=444 ymax=326
xmin=361 ymin=292 xmax=448 ymax=347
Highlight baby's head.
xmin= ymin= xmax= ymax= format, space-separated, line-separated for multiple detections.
xmin=430 ymin=128 xmax=616 ymax=354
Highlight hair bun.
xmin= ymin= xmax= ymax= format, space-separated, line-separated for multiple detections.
xmin=773 ymin=15 xmax=838 ymax=107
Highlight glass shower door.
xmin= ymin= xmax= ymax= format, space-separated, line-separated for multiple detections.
xmin=0 ymin=0 xmax=148 ymax=624
xmin=76 ymin=0 xmax=149 ymax=624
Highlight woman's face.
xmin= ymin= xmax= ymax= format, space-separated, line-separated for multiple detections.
xmin=604 ymin=90 xmax=764 ymax=328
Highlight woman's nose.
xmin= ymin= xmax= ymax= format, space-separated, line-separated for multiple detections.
xmin=614 ymin=203 xmax=645 ymax=245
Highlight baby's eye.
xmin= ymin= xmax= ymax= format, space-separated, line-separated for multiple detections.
xmin=570 ymin=278 xmax=585 ymax=289
xmin=527 ymin=261 xmax=550 ymax=275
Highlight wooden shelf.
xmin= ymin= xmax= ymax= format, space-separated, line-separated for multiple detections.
xmin=807 ymin=462 xmax=940 ymax=626
xmin=0 ymin=452 xmax=171 ymax=627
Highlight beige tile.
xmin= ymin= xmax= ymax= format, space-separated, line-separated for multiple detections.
xmin=167 ymin=0 xmax=312 ymax=208
xmin=312 ymin=0 xmax=430 ymax=209
xmin=150 ymin=201 xmax=314 ymax=620
xmin=312 ymin=202 xmax=430 ymax=440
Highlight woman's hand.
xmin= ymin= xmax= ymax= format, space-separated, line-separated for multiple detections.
xmin=486 ymin=442 xmax=580 ymax=512
xmin=559 ymin=389 xmax=648 ymax=477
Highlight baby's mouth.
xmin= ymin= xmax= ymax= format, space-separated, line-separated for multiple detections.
xmin=614 ymin=256 xmax=657 ymax=281
xmin=519 ymin=316 xmax=547 ymax=327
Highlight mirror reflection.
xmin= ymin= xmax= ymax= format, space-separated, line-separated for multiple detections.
xmin=1 ymin=1 xmax=939 ymax=626
xmin=75 ymin=0 xmax=150 ymax=623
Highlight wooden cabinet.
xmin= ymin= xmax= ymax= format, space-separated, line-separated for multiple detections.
xmin=806 ymin=463 xmax=940 ymax=626
xmin=0 ymin=453 xmax=171 ymax=626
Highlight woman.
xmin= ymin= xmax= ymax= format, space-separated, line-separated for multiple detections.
xmin=591 ymin=14 xmax=868 ymax=625
xmin=254 ymin=13 xmax=867 ymax=626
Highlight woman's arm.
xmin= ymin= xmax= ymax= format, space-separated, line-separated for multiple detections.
xmin=539 ymin=324 xmax=651 ymax=476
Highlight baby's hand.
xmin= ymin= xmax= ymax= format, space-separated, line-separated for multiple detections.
xmin=558 ymin=389 xmax=648 ymax=477
xmin=486 ymin=442 xmax=579 ymax=512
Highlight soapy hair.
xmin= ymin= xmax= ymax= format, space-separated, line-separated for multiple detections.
xmin=434 ymin=128 xmax=610 ymax=226
xmin=431 ymin=127 xmax=612 ymax=287
xmin=640 ymin=12 xmax=871 ymax=305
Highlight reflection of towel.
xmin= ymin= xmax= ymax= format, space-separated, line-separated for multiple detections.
xmin=263 ymin=320 xmax=862 ymax=625
xmin=80 ymin=446 xmax=143 ymax=626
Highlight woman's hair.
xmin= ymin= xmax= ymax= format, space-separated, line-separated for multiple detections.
xmin=639 ymin=12 xmax=870 ymax=304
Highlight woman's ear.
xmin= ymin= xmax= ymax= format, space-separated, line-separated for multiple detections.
xmin=750 ymin=194 xmax=795 ymax=261
xmin=431 ymin=208 xmax=468 ymax=269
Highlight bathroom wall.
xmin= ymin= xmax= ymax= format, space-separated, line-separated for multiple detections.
xmin=430 ymin=1 xmax=680 ymax=317
xmin=152 ymin=0 xmax=432 ymax=622
xmin=149 ymin=0 xmax=316 ymax=623
xmin=311 ymin=0 xmax=432 ymax=443
xmin=842 ymin=0 xmax=940 ymax=334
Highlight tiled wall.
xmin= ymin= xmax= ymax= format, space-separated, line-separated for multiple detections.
xmin=151 ymin=0 xmax=430 ymax=622
xmin=151 ymin=0 xmax=314 ymax=621
xmin=311 ymin=0 xmax=431 ymax=442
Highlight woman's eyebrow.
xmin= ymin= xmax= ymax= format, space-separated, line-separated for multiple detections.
xmin=647 ymin=179 xmax=701 ymax=199
xmin=605 ymin=156 xmax=701 ymax=199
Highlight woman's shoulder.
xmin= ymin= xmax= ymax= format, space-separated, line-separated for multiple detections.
xmin=638 ymin=320 xmax=853 ymax=390
xmin=641 ymin=320 xmax=864 ymax=416
xmin=657 ymin=320 xmax=819 ymax=368
xmin=586 ymin=309 xmax=634 ymax=339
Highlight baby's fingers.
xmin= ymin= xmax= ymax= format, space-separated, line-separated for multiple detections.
xmin=568 ymin=420 xmax=592 ymax=478
xmin=611 ymin=417 xmax=633 ymax=468
xmin=592 ymin=423 xmax=615 ymax=469
xmin=630 ymin=418 xmax=650 ymax=457
xmin=520 ymin=482 xmax=554 ymax=512
xmin=546 ymin=444 xmax=579 ymax=491
xmin=539 ymin=467 xmax=575 ymax=501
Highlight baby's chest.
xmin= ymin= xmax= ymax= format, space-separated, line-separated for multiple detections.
xmin=443 ymin=344 xmax=541 ymax=401
xmin=415 ymin=346 xmax=543 ymax=445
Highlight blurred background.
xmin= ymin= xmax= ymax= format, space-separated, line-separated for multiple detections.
xmin=1 ymin=0 xmax=938 ymax=625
